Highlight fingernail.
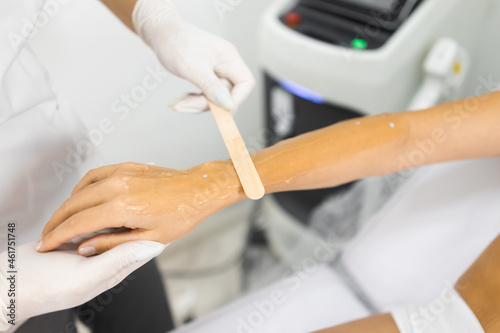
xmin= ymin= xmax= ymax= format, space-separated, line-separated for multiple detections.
xmin=212 ymin=89 xmax=235 ymax=111
xmin=79 ymin=246 xmax=96 ymax=257
xmin=36 ymin=241 xmax=42 ymax=252
xmin=134 ymin=242 xmax=167 ymax=262
xmin=37 ymin=235 xmax=42 ymax=242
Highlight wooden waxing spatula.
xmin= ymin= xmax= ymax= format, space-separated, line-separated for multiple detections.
xmin=207 ymin=100 xmax=265 ymax=200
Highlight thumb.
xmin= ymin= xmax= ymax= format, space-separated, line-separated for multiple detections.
xmin=85 ymin=240 xmax=167 ymax=291
xmin=197 ymin=71 xmax=235 ymax=111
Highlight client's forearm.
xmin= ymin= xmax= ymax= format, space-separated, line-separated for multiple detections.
xmin=251 ymin=91 xmax=500 ymax=195
xmin=252 ymin=111 xmax=411 ymax=194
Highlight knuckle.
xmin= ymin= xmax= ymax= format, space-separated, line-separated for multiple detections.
xmin=100 ymin=201 xmax=127 ymax=228
xmin=85 ymin=168 xmax=97 ymax=178
xmin=59 ymin=199 xmax=70 ymax=213
xmin=118 ymin=175 xmax=130 ymax=184
xmin=78 ymin=171 xmax=93 ymax=186
xmin=109 ymin=175 xmax=127 ymax=190
xmin=123 ymin=162 xmax=139 ymax=168
xmin=114 ymin=196 xmax=128 ymax=209
xmin=113 ymin=197 xmax=132 ymax=218
xmin=87 ymin=166 xmax=102 ymax=179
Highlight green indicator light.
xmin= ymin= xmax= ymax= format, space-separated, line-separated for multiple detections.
xmin=351 ymin=38 xmax=368 ymax=50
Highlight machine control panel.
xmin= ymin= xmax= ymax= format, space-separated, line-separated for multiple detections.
xmin=281 ymin=0 xmax=423 ymax=49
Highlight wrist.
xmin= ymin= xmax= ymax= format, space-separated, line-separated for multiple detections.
xmin=192 ymin=160 xmax=246 ymax=207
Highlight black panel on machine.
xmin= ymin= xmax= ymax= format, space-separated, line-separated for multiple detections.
xmin=281 ymin=0 xmax=423 ymax=49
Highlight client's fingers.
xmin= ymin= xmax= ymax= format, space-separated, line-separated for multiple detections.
xmin=78 ymin=229 xmax=156 ymax=257
xmin=42 ymin=181 xmax=120 ymax=237
xmin=38 ymin=202 xmax=124 ymax=253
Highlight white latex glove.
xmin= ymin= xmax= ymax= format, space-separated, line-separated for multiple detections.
xmin=132 ymin=0 xmax=255 ymax=113
xmin=0 ymin=241 xmax=166 ymax=332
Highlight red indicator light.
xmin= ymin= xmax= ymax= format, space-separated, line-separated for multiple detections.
xmin=285 ymin=12 xmax=302 ymax=27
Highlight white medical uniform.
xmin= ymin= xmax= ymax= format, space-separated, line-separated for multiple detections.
xmin=0 ymin=0 xmax=101 ymax=246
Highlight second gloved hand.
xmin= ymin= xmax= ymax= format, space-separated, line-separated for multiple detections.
xmin=132 ymin=0 xmax=255 ymax=113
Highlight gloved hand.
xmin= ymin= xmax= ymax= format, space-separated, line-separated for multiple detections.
xmin=132 ymin=0 xmax=255 ymax=113
xmin=0 ymin=240 xmax=166 ymax=331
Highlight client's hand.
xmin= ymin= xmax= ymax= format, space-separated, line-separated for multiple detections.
xmin=38 ymin=162 xmax=243 ymax=256
xmin=0 ymin=241 xmax=165 ymax=330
